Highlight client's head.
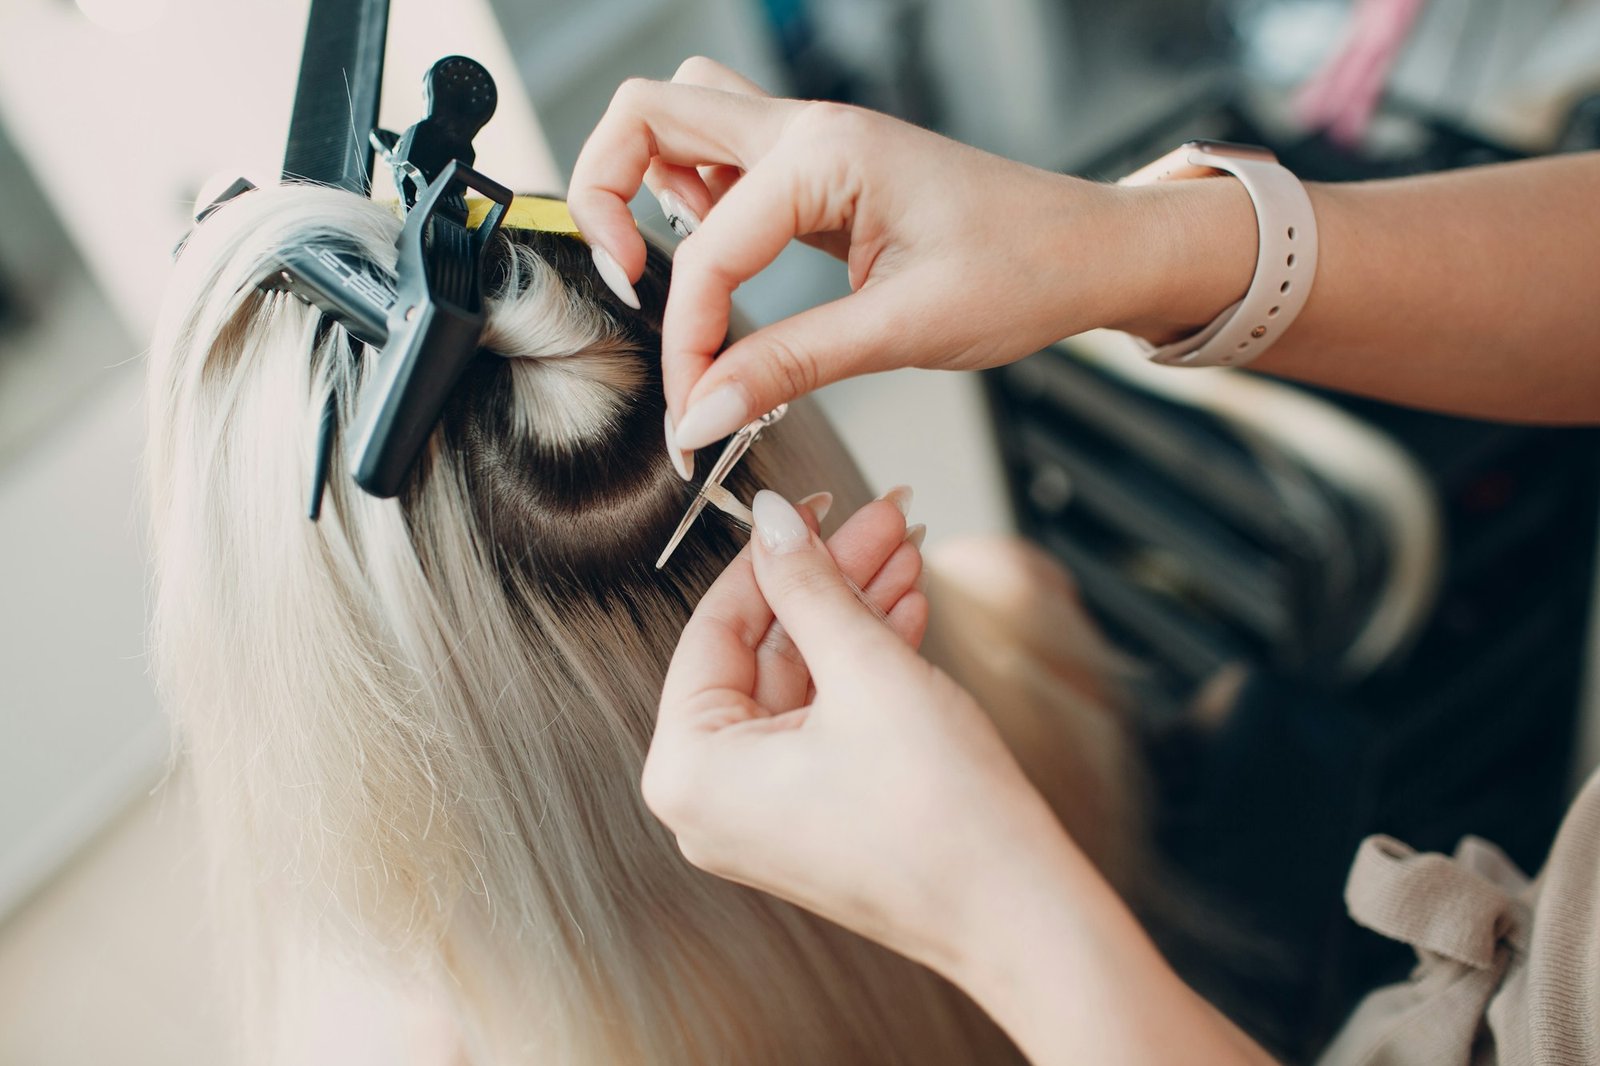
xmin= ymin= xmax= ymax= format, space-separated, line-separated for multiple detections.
xmin=146 ymin=184 xmax=1012 ymax=1064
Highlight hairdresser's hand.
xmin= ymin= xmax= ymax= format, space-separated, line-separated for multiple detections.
xmin=569 ymin=58 xmax=1255 ymax=457
xmin=645 ymin=490 xmax=1065 ymax=974
xmin=647 ymin=491 xmax=1282 ymax=1066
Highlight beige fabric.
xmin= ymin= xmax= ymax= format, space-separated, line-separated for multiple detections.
xmin=1318 ymin=770 xmax=1600 ymax=1066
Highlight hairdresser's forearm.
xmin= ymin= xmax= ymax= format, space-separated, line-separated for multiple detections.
xmin=1110 ymin=152 xmax=1600 ymax=424
xmin=930 ymin=804 xmax=1274 ymax=1066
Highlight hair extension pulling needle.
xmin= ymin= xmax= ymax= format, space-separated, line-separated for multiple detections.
xmin=655 ymin=405 xmax=788 ymax=570
xmin=652 ymin=404 xmax=894 ymax=628
xmin=687 ymin=483 xmax=894 ymax=625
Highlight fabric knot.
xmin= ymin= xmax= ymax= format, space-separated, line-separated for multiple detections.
xmin=1344 ymin=834 xmax=1531 ymax=970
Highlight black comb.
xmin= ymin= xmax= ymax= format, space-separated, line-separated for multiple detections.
xmin=282 ymin=0 xmax=390 ymax=193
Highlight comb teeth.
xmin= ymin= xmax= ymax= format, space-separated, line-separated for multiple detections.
xmin=427 ymin=222 xmax=476 ymax=306
xmin=282 ymin=0 xmax=390 ymax=192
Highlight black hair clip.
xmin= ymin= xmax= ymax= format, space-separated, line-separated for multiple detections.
xmin=237 ymin=0 xmax=515 ymax=519
xmin=175 ymin=0 xmax=513 ymax=520
xmin=371 ymin=54 xmax=499 ymax=210
xmin=344 ymin=159 xmax=511 ymax=500
xmin=262 ymin=150 xmax=512 ymax=516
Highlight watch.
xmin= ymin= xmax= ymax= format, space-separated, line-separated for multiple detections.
xmin=1119 ymin=140 xmax=1318 ymax=368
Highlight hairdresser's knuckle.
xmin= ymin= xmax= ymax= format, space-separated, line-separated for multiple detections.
xmin=673 ymin=55 xmax=723 ymax=84
xmin=790 ymin=101 xmax=867 ymax=148
xmin=641 ymin=758 xmax=694 ymax=827
xmin=671 ymin=236 xmax=710 ymax=278
xmin=675 ymin=834 xmax=726 ymax=875
xmin=672 ymin=239 xmax=741 ymax=297
xmin=674 ymin=245 xmax=740 ymax=304
xmin=759 ymin=334 xmax=820 ymax=402
xmin=612 ymin=77 xmax=659 ymax=112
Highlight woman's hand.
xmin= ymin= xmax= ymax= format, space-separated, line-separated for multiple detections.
xmin=568 ymin=58 xmax=1256 ymax=461
xmin=646 ymin=490 xmax=1279 ymax=1065
xmin=644 ymin=489 xmax=1062 ymax=971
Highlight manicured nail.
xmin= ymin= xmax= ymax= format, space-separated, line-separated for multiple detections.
xmin=753 ymin=490 xmax=811 ymax=554
xmin=904 ymin=523 xmax=927 ymax=550
xmin=663 ymin=411 xmax=694 ymax=481
xmin=797 ymin=491 xmax=834 ymax=523
xmin=674 ymin=385 xmax=749 ymax=451
xmin=655 ymin=189 xmax=701 ymax=238
xmin=590 ymin=245 xmax=641 ymax=309
xmin=879 ymin=484 xmax=913 ymax=518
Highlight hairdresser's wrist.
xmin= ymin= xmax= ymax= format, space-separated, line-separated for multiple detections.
xmin=932 ymin=808 xmax=1147 ymax=1061
xmin=935 ymin=810 xmax=1277 ymax=1065
xmin=924 ymin=789 xmax=1105 ymax=991
xmin=1099 ymin=175 xmax=1259 ymax=345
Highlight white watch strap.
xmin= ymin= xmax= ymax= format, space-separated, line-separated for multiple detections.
xmin=1120 ymin=143 xmax=1318 ymax=368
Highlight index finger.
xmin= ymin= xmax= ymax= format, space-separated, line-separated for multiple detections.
xmin=568 ymin=80 xmax=796 ymax=282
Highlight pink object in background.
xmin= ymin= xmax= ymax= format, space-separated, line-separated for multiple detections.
xmin=1296 ymin=0 xmax=1431 ymax=146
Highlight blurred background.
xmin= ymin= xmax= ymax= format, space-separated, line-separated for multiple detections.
xmin=1 ymin=0 xmax=1599 ymax=1061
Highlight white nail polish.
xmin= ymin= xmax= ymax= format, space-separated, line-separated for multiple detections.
xmin=663 ymin=411 xmax=694 ymax=480
xmin=655 ymin=189 xmax=701 ymax=238
xmin=797 ymin=491 xmax=834 ymax=523
xmin=590 ymin=245 xmax=641 ymax=309
xmin=904 ymin=523 xmax=927 ymax=550
xmin=674 ymin=385 xmax=749 ymax=451
xmin=879 ymin=485 xmax=913 ymax=518
xmin=753 ymin=490 xmax=811 ymax=554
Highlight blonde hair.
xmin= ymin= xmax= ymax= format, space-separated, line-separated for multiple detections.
xmin=146 ymin=184 xmax=1136 ymax=1063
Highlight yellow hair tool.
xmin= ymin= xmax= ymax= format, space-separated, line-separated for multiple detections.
xmin=466 ymin=195 xmax=582 ymax=237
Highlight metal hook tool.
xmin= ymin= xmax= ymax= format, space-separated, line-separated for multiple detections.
xmin=655 ymin=404 xmax=789 ymax=570
xmin=652 ymin=402 xmax=899 ymax=628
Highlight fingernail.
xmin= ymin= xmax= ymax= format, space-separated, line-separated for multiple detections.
xmin=591 ymin=245 xmax=641 ymax=309
xmin=904 ymin=523 xmax=926 ymax=550
xmin=797 ymin=491 xmax=834 ymax=523
xmin=663 ymin=411 xmax=694 ymax=481
xmin=879 ymin=484 xmax=914 ymax=518
xmin=753 ymin=490 xmax=811 ymax=554
xmin=674 ymin=385 xmax=749 ymax=451
xmin=655 ymin=189 xmax=701 ymax=238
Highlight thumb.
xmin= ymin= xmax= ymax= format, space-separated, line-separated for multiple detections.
xmin=749 ymin=490 xmax=907 ymax=685
xmin=668 ymin=283 xmax=907 ymax=451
